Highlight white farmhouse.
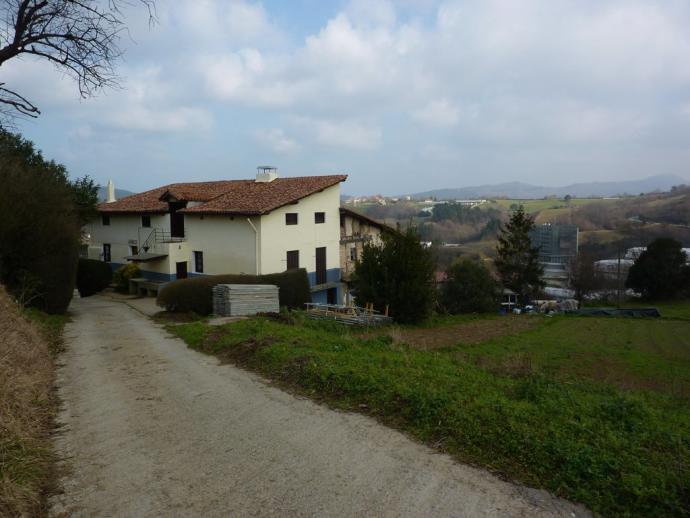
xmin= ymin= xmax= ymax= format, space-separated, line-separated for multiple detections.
xmin=84 ymin=168 xmax=347 ymax=304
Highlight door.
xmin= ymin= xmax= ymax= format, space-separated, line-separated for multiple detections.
xmin=176 ymin=261 xmax=188 ymax=279
xmin=315 ymin=247 xmax=327 ymax=284
xmin=169 ymin=201 xmax=186 ymax=238
xmin=327 ymin=287 xmax=337 ymax=305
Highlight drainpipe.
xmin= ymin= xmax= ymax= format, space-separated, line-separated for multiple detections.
xmin=247 ymin=218 xmax=260 ymax=275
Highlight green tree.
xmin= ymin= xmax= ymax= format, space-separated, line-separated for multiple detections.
xmin=626 ymin=238 xmax=689 ymax=299
xmin=0 ymin=131 xmax=82 ymax=313
xmin=494 ymin=207 xmax=544 ymax=301
xmin=71 ymin=175 xmax=99 ymax=226
xmin=441 ymin=258 xmax=499 ymax=314
xmin=352 ymin=226 xmax=435 ymax=324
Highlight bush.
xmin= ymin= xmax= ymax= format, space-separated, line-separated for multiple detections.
xmin=0 ymin=131 xmax=83 ymax=314
xmin=352 ymin=226 xmax=435 ymax=324
xmin=441 ymin=258 xmax=499 ymax=313
xmin=112 ymin=263 xmax=140 ymax=293
xmin=157 ymin=268 xmax=311 ymax=315
xmin=76 ymin=259 xmax=112 ymax=297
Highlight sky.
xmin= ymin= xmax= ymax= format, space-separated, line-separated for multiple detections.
xmin=6 ymin=0 xmax=690 ymax=195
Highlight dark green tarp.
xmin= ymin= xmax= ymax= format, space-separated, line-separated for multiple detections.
xmin=574 ymin=307 xmax=661 ymax=318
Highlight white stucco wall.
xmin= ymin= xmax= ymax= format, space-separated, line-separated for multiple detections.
xmin=85 ymin=213 xmax=169 ymax=265
xmin=85 ymin=181 xmax=342 ymax=279
xmin=258 ymin=184 xmax=341 ymax=275
xmin=184 ymin=215 xmax=257 ymax=275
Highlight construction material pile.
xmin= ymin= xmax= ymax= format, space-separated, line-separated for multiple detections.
xmin=212 ymin=284 xmax=279 ymax=316
xmin=305 ymin=303 xmax=393 ymax=326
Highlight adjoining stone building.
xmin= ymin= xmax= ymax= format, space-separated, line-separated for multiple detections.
xmin=338 ymin=207 xmax=394 ymax=305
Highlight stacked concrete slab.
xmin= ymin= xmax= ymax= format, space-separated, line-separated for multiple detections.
xmin=212 ymin=284 xmax=280 ymax=316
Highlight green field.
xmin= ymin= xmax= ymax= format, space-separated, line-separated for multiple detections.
xmin=169 ymin=305 xmax=690 ymax=516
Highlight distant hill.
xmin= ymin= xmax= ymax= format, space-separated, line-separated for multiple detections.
xmin=411 ymin=174 xmax=688 ymax=200
xmin=97 ymin=186 xmax=135 ymax=202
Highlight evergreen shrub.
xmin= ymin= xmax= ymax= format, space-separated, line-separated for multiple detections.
xmin=112 ymin=263 xmax=140 ymax=293
xmin=76 ymin=259 xmax=112 ymax=297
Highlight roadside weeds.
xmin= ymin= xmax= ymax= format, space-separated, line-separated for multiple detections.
xmin=0 ymin=288 xmax=66 ymax=517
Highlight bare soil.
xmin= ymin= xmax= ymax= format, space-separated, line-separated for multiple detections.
xmin=383 ymin=316 xmax=541 ymax=350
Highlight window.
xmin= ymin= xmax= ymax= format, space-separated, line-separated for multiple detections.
xmin=141 ymin=215 xmax=151 ymax=228
xmin=194 ymin=251 xmax=204 ymax=273
xmin=286 ymin=250 xmax=299 ymax=269
xmin=130 ymin=245 xmax=138 ymax=256
xmin=285 ymin=213 xmax=298 ymax=225
xmin=349 ymin=247 xmax=357 ymax=262
xmin=315 ymin=212 xmax=325 ymax=224
xmin=103 ymin=244 xmax=111 ymax=262
xmin=102 ymin=214 xmax=110 ymax=226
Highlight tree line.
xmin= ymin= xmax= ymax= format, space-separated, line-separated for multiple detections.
xmin=0 ymin=131 xmax=98 ymax=313
xmin=351 ymin=206 xmax=689 ymax=324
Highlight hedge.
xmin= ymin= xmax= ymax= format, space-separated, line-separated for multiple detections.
xmin=76 ymin=258 xmax=112 ymax=297
xmin=157 ymin=269 xmax=311 ymax=315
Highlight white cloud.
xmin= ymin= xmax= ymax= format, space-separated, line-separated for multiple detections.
xmin=108 ymin=106 xmax=212 ymax=133
xmin=11 ymin=0 xmax=690 ymax=192
xmin=412 ymin=99 xmax=462 ymax=127
xmin=254 ymin=128 xmax=299 ymax=152
xmin=201 ymin=50 xmax=301 ymax=106
xmin=295 ymin=117 xmax=382 ymax=150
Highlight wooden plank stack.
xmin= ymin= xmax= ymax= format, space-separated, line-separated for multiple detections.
xmin=212 ymin=284 xmax=280 ymax=316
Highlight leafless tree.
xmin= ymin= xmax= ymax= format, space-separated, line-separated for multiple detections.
xmin=569 ymin=252 xmax=604 ymax=303
xmin=0 ymin=0 xmax=154 ymax=123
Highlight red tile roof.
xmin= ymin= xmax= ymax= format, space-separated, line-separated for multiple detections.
xmin=339 ymin=207 xmax=395 ymax=232
xmin=98 ymin=175 xmax=347 ymax=215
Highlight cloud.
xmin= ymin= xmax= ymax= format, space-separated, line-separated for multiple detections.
xmin=254 ymin=128 xmax=299 ymax=152
xmin=10 ymin=0 xmax=690 ymax=193
xmin=412 ymin=99 xmax=462 ymax=127
xmin=294 ymin=117 xmax=382 ymax=150
xmin=107 ymin=106 xmax=212 ymax=133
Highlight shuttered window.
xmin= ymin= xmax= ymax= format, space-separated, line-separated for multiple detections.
xmin=286 ymin=250 xmax=299 ymax=269
xmin=194 ymin=251 xmax=204 ymax=273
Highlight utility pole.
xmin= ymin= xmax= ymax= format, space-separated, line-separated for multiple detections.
xmin=616 ymin=246 xmax=622 ymax=308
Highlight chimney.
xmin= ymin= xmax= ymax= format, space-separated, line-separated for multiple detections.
xmin=106 ymin=179 xmax=117 ymax=203
xmin=255 ymin=166 xmax=278 ymax=183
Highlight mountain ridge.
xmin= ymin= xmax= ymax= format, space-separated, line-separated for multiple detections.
xmin=408 ymin=174 xmax=688 ymax=200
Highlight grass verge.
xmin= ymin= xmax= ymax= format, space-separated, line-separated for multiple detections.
xmin=0 ymin=289 xmax=66 ymax=517
xmin=169 ymin=312 xmax=690 ymax=517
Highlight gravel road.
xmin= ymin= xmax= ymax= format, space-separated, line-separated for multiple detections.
xmin=51 ymin=294 xmax=588 ymax=517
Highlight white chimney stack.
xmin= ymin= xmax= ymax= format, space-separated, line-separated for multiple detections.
xmin=255 ymin=166 xmax=278 ymax=183
xmin=106 ymin=179 xmax=116 ymax=203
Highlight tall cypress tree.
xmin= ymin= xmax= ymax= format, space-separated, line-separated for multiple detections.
xmin=494 ymin=207 xmax=544 ymax=302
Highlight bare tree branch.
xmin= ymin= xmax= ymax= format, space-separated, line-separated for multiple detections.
xmin=0 ymin=0 xmax=155 ymax=125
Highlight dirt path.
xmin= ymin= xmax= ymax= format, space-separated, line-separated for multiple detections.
xmin=51 ymin=294 xmax=588 ymax=517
